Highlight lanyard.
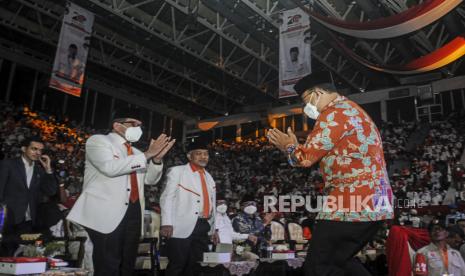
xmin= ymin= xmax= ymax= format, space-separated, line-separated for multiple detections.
xmin=440 ymin=247 xmax=449 ymax=274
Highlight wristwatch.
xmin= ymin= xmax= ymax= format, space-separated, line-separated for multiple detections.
xmin=151 ymin=159 xmax=162 ymax=165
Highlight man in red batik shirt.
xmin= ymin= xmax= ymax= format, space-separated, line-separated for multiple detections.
xmin=268 ymin=71 xmax=394 ymax=276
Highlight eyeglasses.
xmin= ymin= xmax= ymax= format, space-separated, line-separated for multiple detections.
xmin=302 ymin=89 xmax=317 ymax=104
xmin=119 ymin=121 xmax=142 ymax=128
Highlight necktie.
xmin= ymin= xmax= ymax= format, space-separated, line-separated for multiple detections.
xmin=125 ymin=143 xmax=139 ymax=203
xmin=198 ymin=169 xmax=210 ymax=218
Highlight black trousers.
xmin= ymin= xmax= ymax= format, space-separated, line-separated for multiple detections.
xmin=304 ymin=220 xmax=383 ymax=276
xmin=1 ymin=220 xmax=33 ymax=256
xmin=86 ymin=200 xmax=141 ymax=276
xmin=165 ymin=218 xmax=211 ymax=276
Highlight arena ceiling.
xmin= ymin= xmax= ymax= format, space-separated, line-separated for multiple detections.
xmin=0 ymin=0 xmax=464 ymax=120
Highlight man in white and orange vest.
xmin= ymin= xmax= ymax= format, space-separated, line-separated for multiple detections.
xmin=414 ymin=220 xmax=465 ymax=276
xmin=160 ymin=139 xmax=218 ymax=276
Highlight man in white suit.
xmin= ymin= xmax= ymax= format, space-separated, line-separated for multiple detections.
xmin=160 ymin=140 xmax=218 ymax=276
xmin=68 ymin=108 xmax=175 ymax=276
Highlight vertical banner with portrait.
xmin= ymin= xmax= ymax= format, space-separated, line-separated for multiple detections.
xmin=50 ymin=2 xmax=94 ymax=97
xmin=279 ymin=8 xmax=311 ymax=98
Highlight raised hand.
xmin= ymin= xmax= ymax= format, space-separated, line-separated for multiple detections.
xmin=287 ymin=127 xmax=298 ymax=146
xmin=144 ymin=134 xmax=170 ymax=160
xmin=39 ymin=155 xmax=52 ymax=173
xmin=152 ymin=138 xmax=176 ymax=163
xmin=267 ymin=127 xmax=297 ymax=152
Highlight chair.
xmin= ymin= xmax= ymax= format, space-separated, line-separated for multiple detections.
xmin=288 ymin=223 xmax=309 ymax=243
xmin=144 ymin=210 xmax=160 ymax=239
xmin=270 ymin=221 xmax=286 ymax=242
xmin=66 ymin=220 xmax=93 ymax=272
xmin=287 ymin=223 xmax=304 ymax=241
xmin=63 ymin=236 xmax=88 ymax=268
xmin=287 ymin=223 xmax=308 ymax=252
xmin=135 ymin=237 xmax=158 ymax=276
xmin=135 ymin=211 xmax=161 ymax=275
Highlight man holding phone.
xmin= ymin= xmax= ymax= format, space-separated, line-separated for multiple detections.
xmin=0 ymin=136 xmax=58 ymax=256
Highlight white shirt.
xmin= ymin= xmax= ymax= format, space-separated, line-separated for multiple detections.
xmin=21 ymin=156 xmax=34 ymax=188
xmin=21 ymin=156 xmax=34 ymax=221
xmin=215 ymin=212 xmax=248 ymax=244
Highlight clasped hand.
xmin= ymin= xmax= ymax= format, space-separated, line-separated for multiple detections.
xmin=267 ymin=127 xmax=298 ymax=152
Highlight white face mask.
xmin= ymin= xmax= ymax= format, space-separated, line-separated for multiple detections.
xmin=217 ymin=204 xmax=228 ymax=214
xmin=303 ymin=93 xmax=320 ymax=120
xmin=244 ymin=205 xmax=257 ymax=215
xmin=124 ymin=126 xmax=143 ymax=143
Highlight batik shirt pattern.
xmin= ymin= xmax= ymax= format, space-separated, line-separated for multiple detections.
xmin=288 ymin=96 xmax=394 ymax=222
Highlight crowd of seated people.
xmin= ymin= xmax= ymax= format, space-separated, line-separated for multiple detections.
xmin=380 ymin=121 xmax=416 ymax=165
xmin=392 ymin=113 xmax=465 ymax=213
xmin=1 ymin=100 xmax=465 ymax=275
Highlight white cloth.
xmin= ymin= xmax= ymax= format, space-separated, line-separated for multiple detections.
xmin=21 ymin=156 xmax=34 ymax=221
xmin=160 ymin=164 xmax=216 ymax=238
xmin=67 ymin=132 xmax=163 ymax=234
xmin=215 ymin=213 xmax=248 ymax=244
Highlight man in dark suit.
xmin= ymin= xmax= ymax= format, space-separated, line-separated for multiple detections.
xmin=0 ymin=136 xmax=57 ymax=256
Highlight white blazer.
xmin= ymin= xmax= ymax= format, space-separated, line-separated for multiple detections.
xmin=160 ymin=164 xmax=216 ymax=238
xmin=67 ymin=132 xmax=163 ymax=234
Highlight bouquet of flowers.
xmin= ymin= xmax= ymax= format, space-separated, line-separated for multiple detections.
xmin=21 ymin=241 xmax=65 ymax=258
xmin=232 ymin=240 xmax=259 ymax=261
xmin=233 ymin=240 xmax=253 ymax=259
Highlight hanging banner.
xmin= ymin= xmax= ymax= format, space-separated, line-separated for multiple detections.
xmin=50 ymin=2 xmax=94 ymax=97
xmin=279 ymin=7 xmax=311 ymax=98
